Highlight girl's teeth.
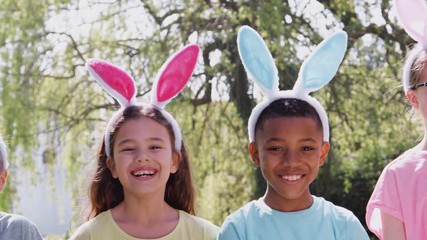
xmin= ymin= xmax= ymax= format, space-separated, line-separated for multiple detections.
xmin=133 ymin=170 xmax=154 ymax=176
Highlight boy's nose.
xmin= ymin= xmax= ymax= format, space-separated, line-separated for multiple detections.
xmin=281 ymin=151 xmax=299 ymax=166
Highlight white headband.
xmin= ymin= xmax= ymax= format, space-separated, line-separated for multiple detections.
xmin=86 ymin=44 xmax=200 ymax=157
xmin=394 ymin=0 xmax=427 ymax=92
xmin=237 ymin=26 xmax=347 ymax=142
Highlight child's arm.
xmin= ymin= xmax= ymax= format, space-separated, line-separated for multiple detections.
xmin=381 ymin=212 xmax=406 ymax=240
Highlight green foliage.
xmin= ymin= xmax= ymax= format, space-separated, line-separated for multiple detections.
xmin=172 ymin=101 xmax=255 ymax=224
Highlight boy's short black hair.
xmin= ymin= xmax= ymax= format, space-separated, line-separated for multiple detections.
xmin=255 ymin=98 xmax=323 ymax=137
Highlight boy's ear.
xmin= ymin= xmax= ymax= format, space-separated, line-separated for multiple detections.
xmin=170 ymin=151 xmax=181 ymax=174
xmin=249 ymin=142 xmax=261 ymax=167
xmin=106 ymin=157 xmax=118 ymax=179
xmin=406 ymin=89 xmax=419 ymax=108
xmin=319 ymin=142 xmax=330 ymax=166
xmin=0 ymin=170 xmax=8 ymax=192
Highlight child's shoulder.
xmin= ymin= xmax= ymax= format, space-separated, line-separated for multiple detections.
xmin=179 ymin=210 xmax=219 ymax=232
xmin=317 ymin=197 xmax=359 ymax=222
xmin=68 ymin=210 xmax=113 ymax=240
xmin=0 ymin=212 xmax=36 ymax=225
xmin=385 ymin=148 xmax=427 ymax=172
xmin=316 ymin=197 xmax=369 ymax=239
xmin=177 ymin=211 xmax=220 ymax=239
xmin=0 ymin=212 xmax=42 ymax=239
xmin=223 ymin=200 xmax=261 ymax=220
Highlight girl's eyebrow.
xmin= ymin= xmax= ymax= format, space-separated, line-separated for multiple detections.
xmin=147 ymin=137 xmax=166 ymax=143
xmin=117 ymin=137 xmax=166 ymax=146
xmin=117 ymin=139 xmax=134 ymax=147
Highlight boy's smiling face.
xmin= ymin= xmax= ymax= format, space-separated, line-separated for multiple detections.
xmin=249 ymin=116 xmax=329 ymax=212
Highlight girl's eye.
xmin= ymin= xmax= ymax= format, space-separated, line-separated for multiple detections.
xmin=149 ymin=145 xmax=162 ymax=150
xmin=121 ymin=148 xmax=135 ymax=152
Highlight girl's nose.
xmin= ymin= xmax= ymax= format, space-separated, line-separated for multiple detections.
xmin=136 ymin=150 xmax=150 ymax=163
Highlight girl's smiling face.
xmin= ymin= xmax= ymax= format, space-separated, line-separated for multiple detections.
xmin=250 ymin=116 xmax=329 ymax=212
xmin=108 ymin=116 xmax=179 ymax=197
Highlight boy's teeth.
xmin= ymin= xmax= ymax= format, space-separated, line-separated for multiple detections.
xmin=282 ymin=175 xmax=301 ymax=181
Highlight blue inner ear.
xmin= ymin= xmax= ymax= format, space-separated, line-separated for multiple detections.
xmin=301 ymin=32 xmax=347 ymax=90
xmin=238 ymin=27 xmax=277 ymax=91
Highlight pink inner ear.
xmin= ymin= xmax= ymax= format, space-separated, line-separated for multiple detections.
xmin=88 ymin=60 xmax=135 ymax=102
xmin=396 ymin=0 xmax=427 ymax=45
xmin=157 ymin=45 xmax=199 ymax=102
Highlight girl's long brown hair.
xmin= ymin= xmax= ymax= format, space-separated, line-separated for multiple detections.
xmin=87 ymin=105 xmax=195 ymax=219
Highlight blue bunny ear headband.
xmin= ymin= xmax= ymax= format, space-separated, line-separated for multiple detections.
xmin=394 ymin=0 xmax=427 ymax=92
xmin=237 ymin=26 xmax=348 ymax=142
xmin=0 ymin=135 xmax=8 ymax=170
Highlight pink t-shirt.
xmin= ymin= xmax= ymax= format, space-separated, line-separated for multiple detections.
xmin=366 ymin=149 xmax=427 ymax=239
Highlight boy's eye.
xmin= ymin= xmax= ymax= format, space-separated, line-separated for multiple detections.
xmin=267 ymin=146 xmax=282 ymax=152
xmin=301 ymin=146 xmax=314 ymax=151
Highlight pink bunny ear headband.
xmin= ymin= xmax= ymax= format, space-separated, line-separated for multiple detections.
xmin=0 ymin=135 xmax=8 ymax=170
xmin=86 ymin=44 xmax=200 ymax=158
xmin=394 ymin=0 xmax=427 ymax=92
xmin=237 ymin=26 xmax=347 ymax=142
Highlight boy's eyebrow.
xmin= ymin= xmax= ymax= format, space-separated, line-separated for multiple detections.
xmin=267 ymin=137 xmax=283 ymax=142
xmin=266 ymin=136 xmax=318 ymax=143
xmin=299 ymin=137 xmax=317 ymax=143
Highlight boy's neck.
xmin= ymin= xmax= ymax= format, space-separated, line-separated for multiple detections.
xmin=262 ymin=191 xmax=314 ymax=212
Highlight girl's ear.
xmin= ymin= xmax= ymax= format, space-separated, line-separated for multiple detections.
xmin=106 ymin=157 xmax=118 ymax=179
xmin=406 ymin=89 xmax=419 ymax=108
xmin=249 ymin=142 xmax=261 ymax=167
xmin=170 ymin=151 xmax=181 ymax=174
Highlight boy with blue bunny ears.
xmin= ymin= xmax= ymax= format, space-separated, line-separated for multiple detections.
xmin=217 ymin=26 xmax=369 ymax=240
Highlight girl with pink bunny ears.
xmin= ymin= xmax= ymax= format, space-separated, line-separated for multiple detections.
xmin=69 ymin=44 xmax=219 ymax=240
xmin=366 ymin=0 xmax=427 ymax=239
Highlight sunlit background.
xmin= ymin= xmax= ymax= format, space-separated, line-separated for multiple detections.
xmin=0 ymin=1 xmax=422 ymax=239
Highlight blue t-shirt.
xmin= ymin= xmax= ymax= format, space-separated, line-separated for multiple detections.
xmin=217 ymin=196 xmax=369 ymax=240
